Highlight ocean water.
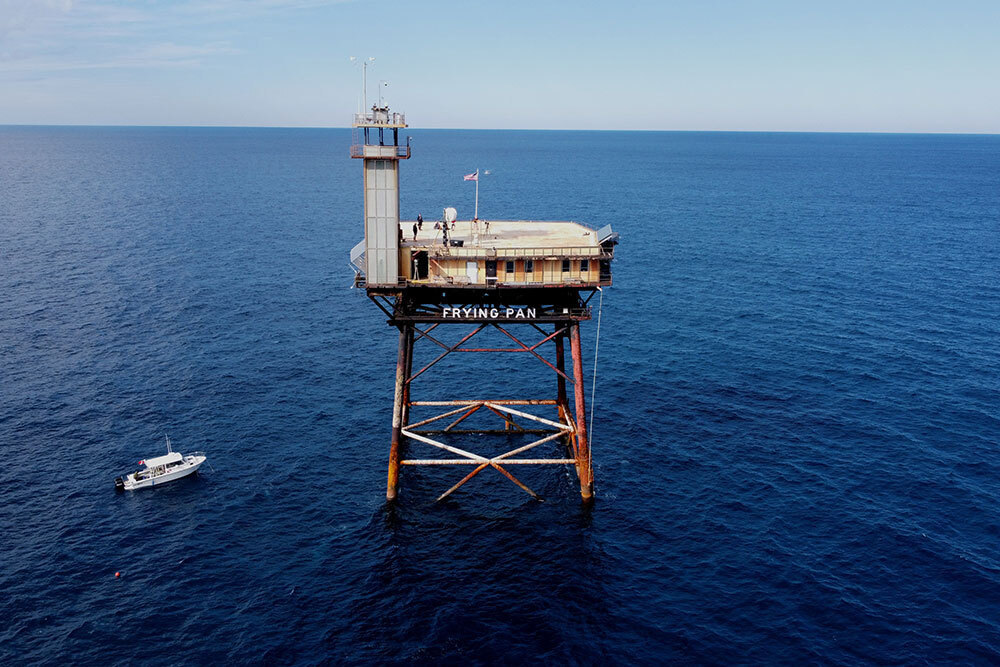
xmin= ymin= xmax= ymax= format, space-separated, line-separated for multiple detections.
xmin=1 ymin=126 xmax=999 ymax=664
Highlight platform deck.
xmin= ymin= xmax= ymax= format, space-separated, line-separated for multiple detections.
xmin=401 ymin=220 xmax=601 ymax=250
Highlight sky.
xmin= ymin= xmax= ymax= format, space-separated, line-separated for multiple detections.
xmin=1 ymin=0 xmax=998 ymax=132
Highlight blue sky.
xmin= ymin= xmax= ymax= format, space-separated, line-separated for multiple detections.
xmin=1 ymin=0 xmax=998 ymax=132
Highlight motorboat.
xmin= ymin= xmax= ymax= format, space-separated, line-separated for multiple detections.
xmin=115 ymin=436 xmax=206 ymax=491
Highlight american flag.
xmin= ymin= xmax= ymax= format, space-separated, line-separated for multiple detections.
xmin=463 ymin=171 xmax=478 ymax=181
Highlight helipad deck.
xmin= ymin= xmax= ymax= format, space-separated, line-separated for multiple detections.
xmin=389 ymin=219 xmax=617 ymax=288
xmin=403 ymin=219 xmax=602 ymax=252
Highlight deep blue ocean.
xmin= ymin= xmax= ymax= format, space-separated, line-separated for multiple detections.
xmin=2 ymin=126 xmax=999 ymax=664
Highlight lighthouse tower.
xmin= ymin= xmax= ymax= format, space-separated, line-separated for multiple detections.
xmin=350 ymin=106 xmax=410 ymax=286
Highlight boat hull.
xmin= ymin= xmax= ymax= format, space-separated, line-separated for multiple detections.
xmin=119 ymin=455 xmax=206 ymax=491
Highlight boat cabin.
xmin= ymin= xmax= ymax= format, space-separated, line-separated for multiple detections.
xmin=139 ymin=451 xmax=183 ymax=475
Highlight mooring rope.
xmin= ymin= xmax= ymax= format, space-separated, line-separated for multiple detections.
xmin=588 ymin=286 xmax=603 ymax=481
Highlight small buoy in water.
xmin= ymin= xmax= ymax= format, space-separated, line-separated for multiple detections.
xmin=115 ymin=572 xmax=121 ymax=578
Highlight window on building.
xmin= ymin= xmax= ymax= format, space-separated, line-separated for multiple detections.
xmin=506 ymin=260 xmax=515 ymax=274
xmin=562 ymin=259 xmax=570 ymax=273
xmin=525 ymin=260 xmax=534 ymax=273
xmin=580 ymin=259 xmax=589 ymax=272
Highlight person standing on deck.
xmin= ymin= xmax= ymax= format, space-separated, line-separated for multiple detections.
xmin=417 ymin=214 xmax=423 ymax=230
xmin=412 ymin=222 xmax=418 ymax=240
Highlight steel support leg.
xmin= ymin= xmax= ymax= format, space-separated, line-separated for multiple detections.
xmin=402 ymin=326 xmax=414 ymax=427
xmin=386 ymin=325 xmax=408 ymax=501
xmin=570 ymin=323 xmax=594 ymax=501
xmin=555 ymin=330 xmax=570 ymax=452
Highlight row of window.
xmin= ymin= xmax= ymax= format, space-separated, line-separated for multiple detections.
xmin=503 ymin=259 xmax=590 ymax=274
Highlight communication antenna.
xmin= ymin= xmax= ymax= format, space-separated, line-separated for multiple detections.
xmin=349 ymin=56 xmax=376 ymax=110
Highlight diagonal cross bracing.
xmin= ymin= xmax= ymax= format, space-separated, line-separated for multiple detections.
xmin=491 ymin=324 xmax=574 ymax=384
xmin=406 ymin=324 xmax=487 ymax=385
xmin=401 ymin=428 xmax=488 ymax=462
xmin=411 ymin=323 xmax=448 ymax=350
xmin=405 ymin=403 xmax=479 ymax=430
xmin=399 ymin=401 xmax=576 ymax=500
xmin=482 ymin=401 xmax=572 ymax=432
xmin=406 ymin=324 xmax=574 ymax=386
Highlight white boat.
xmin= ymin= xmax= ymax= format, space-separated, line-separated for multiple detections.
xmin=115 ymin=437 xmax=206 ymax=491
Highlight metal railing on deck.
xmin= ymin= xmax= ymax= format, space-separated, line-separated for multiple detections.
xmin=429 ymin=245 xmax=611 ymax=259
xmin=350 ymin=144 xmax=410 ymax=159
xmin=353 ymin=111 xmax=406 ymax=126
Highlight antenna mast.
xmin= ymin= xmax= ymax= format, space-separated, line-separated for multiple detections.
xmin=350 ymin=56 xmax=376 ymax=111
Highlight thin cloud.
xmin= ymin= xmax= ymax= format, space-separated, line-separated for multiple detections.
xmin=0 ymin=0 xmax=347 ymax=74
xmin=0 ymin=42 xmax=242 ymax=73
xmin=0 ymin=0 xmax=75 ymax=38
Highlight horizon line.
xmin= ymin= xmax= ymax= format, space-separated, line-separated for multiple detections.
xmin=1 ymin=123 xmax=998 ymax=136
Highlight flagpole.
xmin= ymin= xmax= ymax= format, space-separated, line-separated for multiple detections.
xmin=474 ymin=169 xmax=479 ymax=220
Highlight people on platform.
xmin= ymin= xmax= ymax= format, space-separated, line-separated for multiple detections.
xmin=417 ymin=214 xmax=423 ymax=230
xmin=412 ymin=223 xmax=418 ymax=240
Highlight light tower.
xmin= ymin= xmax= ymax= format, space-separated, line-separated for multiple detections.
xmin=350 ymin=105 xmax=410 ymax=286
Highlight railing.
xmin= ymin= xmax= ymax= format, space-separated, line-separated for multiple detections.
xmin=353 ymin=111 xmax=406 ymax=126
xmin=350 ymin=144 xmax=410 ymax=159
xmin=429 ymin=245 xmax=612 ymax=259
xmin=415 ymin=274 xmax=609 ymax=288
xmin=350 ymin=240 xmax=366 ymax=268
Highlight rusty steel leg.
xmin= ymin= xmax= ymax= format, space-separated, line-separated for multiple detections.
xmin=570 ymin=323 xmax=594 ymax=501
xmin=555 ymin=331 xmax=568 ymax=422
xmin=386 ymin=326 xmax=408 ymax=501
xmin=401 ymin=326 xmax=414 ymax=427
xmin=555 ymin=329 xmax=573 ymax=459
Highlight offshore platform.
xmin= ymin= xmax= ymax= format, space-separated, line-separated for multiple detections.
xmin=349 ymin=104 xmax=618 ymax=503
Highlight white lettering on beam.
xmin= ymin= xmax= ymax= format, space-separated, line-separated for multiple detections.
xmin=440 ymin=307 xmax=540 ymax=320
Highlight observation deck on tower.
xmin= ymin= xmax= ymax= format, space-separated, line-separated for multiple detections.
xmin=350 ymin=108 xmax=410 ymax=159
